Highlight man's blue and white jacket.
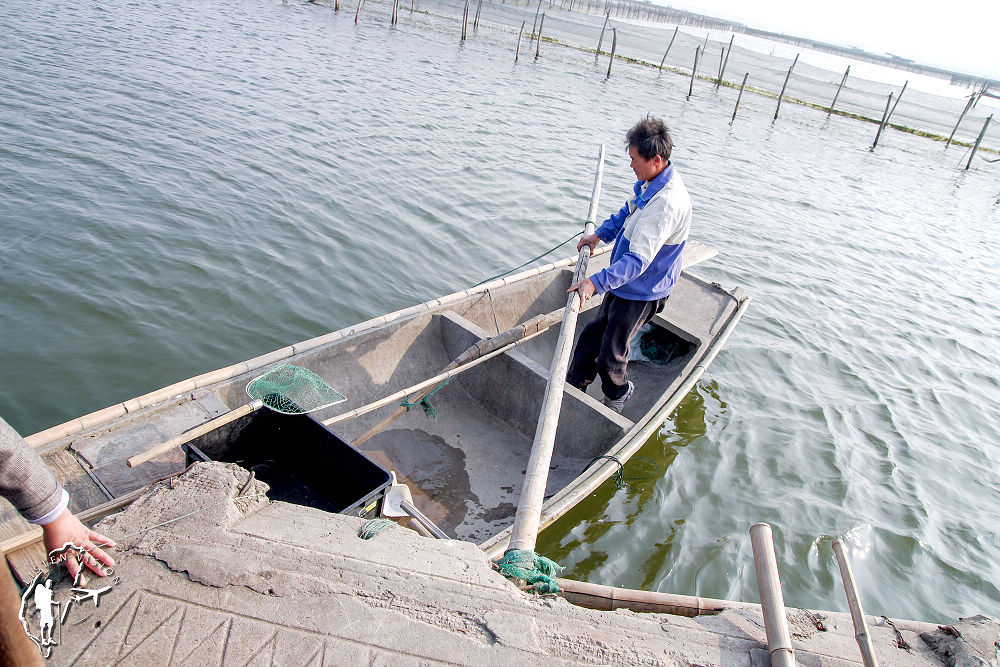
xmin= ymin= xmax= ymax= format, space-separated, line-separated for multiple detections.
xmin=589 ymin=163 xmax=691 ymax=301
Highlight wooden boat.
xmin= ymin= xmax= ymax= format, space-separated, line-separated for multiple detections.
xmin=2 ymin=242 xmax=748 ymax=577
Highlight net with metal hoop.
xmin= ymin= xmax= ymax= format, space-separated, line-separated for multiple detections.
xmin=246 ymin=364 xmax=346 ymax=415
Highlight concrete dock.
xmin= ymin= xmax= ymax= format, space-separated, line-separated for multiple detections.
xmin=26 ymin=463 xmax=997 ymax=665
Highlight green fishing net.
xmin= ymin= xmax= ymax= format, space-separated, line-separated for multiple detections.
xmin=246 ymin=364 xmax=346 ymax=414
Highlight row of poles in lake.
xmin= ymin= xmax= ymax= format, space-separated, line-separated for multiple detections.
xmin=342 ymin=0 xmax=995 ymax=168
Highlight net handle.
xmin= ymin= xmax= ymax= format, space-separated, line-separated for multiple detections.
xmin=126 ymin=400 xmax=263 ymax=468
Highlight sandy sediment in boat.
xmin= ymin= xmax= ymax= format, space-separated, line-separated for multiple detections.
xmin=41 ymin=463 xmax=997 ymax=666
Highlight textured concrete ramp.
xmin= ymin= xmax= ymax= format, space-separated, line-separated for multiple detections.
xmin=42 ymin=463 xmax=961 ymax=666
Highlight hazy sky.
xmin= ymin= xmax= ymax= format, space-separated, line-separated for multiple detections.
xmin=665 ymin=0 xmax=1000 ymax=80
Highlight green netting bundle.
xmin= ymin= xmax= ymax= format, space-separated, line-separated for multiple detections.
xmin=493 ymin=550 xmax=564 ymax=594
xmin=246 ymin=364 xmax=346 ymax=414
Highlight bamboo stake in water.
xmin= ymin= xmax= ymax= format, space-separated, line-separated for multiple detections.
xmin=750 ymin=524 xmax=797 ymax=667
xmin=965 ymin=114 xmax=993 ymax=170
xmin=530 ymin=0 xmax=542 ymax=42
xmin=832 ymin=539 xmax=879 ymax=667
xmin=461 ymin=0 xmax=469 ymax=40
xmin=885 ymin=80 xmax=908 ymax=126
xmin=947 ymin=94 xmax=975 ymax=147
xmin=730 ymin=72 xmax=748 ymax=125
xmin=828 ymin=65 xmax=850 ymax=116
xmin=507 ymin=144 xmax=606 ymax=555
xmin=595 ymin=12 xmax=609 ymax=62
xmin=535 ymin=13 xmax=545 ymax=59
xmin=716 ymin=35 xmax=733 ymax=89
xmin=687 ymin=46 xmax=699 ymax=99
xmin=605 ymin=28 xmax=616 ymax=79
xmin=773 ymin=53 xmax=799 ymax=120
xmin=657 ymin=26 xmax=678 ymax=76
xmin=515 ymin=21 xmax=525 ymax=62
xmin=871 ymin=92 xmax=893 ymax=151
xmin=354 ymin=0 xmax=362 ymax=23
xmin=473 ymin=0 xmax=482 ymax=30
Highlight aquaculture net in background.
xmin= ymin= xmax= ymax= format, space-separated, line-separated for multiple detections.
xmin=414 ymin=0 xmax=1000 ymax=151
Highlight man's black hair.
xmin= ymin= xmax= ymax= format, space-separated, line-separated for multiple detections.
xmin=625 ymin=116 xmax=673 ymax=161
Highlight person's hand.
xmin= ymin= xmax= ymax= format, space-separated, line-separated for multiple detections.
xmin=41 ymin=508 xmax=116 ymax=581
xmin=567 ymin=278 xmax=596 ymax=306
xmin=577 ymin=234 xmax=600 ymax=256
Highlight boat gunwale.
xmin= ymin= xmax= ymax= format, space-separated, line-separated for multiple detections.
xmin=480 ymin=287 xmax=752 ymax=559
xmin=25 ymin=246 xmax=613 ymax=451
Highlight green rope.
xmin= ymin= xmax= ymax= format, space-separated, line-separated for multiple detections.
xmin=493 ymin=550 xmax=564 ymax=594
xmin=475 ymin=228 xmax=585 ymax=287
xmin=400 ymin=378 xmax=451 ymax=419
xmin=358 ymin=518 xmax=396 ymax=539
xmin=584 ymin=455 xmax=659 ymax=490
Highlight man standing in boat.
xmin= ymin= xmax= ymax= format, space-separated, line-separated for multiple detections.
xmin=567 ymin=116 xmax=691 ymax=413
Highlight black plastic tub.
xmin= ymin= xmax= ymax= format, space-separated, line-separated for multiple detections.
xmin=185 ymin=408 xmax=391 ymax=520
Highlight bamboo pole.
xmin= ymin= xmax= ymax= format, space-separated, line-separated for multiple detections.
xmin=730 ymin=73 xmax=748 ymax=125
xmin=947 ymin=94 xmax=975 ymax=147
xmin=461 ymin=0 xmax=469 ymax=40
xmin=506 ymin=144 xmax=606 ymax=555
xmin=473 ymin=0 xmax=482 ymax=30
xmin=871 ymin=92 xmax=893 ymax=151
xmin=556 ymin=578 xmax=729 ymax=616
xmin=750 ymin=523 xmax=797 ymax=667
xmin=773 ymin=53 xmax=799 ymax=120
xmin=605 ymin=28 xmax=616 ymax=79
xmin=535 ymin=13 xmax=545 ymax=59
xmin=965 ymin=114 xmax=992 ymax=170
xmin=885 ymin=80 xmax=907 ymax=125
xmin=657 ymin=26 xmax=678 ymax=76
xmin=530 ymin=0 xmax=542 ymax=42
xmin=127 ymin=401 xmax=259 ymax=467
xmin=595 ymin=12 xmax=609 ymax=62
xmin=716 ymin=35 xmax=733 ymax=89
xmin=828 ymin=65 xmax=850 ymax=116
xmin=687 ymin=45 xmax=699 ymax=99
xmin=515 ymin=21 xmax=525 ymax=62
xmin=391 ymin=0 xmax=398 ymax=25
xmin=354 ymin=0 xmax=362 ymax=23
xmin=832 ymin=539 xmax=879 ymax=667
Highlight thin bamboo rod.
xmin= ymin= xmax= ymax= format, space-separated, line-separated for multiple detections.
xmin=530 ymin=0 xmax=542 ymax=42
xmin=595 ymin=12 xmax=609 ymax=62
xmin=948 ymin=94 xmax=975 ymax=147
xmin=730 ymin=73 xmax=748 ymax=125
xmin=461 ymin=0 xmax=469 ymax=40
xmin=354 ymin=0 xmax=362 ymax=23
xmin=828 ymin=65 xmax=850 ymax=116
xmin=657 ymin=26 xmax=678 ymax=75
xmin=750 ymin=523 xmax=797 ymax=667
xmin=773 ymin=53 xmax=799 ymax=120
xmin=605 ymin=28 xmax=616 ymax=79
xmin=965 ymin=114 xmax=992 ymax=170
xmin=687 ymin=45 xmax=699 ymax=99
xmin=832 ymin=539 xmax=879 ymax=667
xmin=515 ymin=21 xmax=525 ymax=62
xmin=473 ymin=0 xmax=482 ymax=30
xmin=885 ymin=80 xmax=907 ymax=125
xmin=507 ymin=144 xmax=605 ymax=554
xmin=535 ymin=13 xmax=545 ymax=59
xmin=871 ymin=92 xmax=893 ymax=151
xmin=716 ymin=35 xmax=733 ymax=89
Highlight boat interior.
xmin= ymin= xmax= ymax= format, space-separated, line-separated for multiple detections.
xmin=2 ymin=253 xmax=742 ymax=581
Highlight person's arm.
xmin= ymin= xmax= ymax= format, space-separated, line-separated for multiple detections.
xmin=1 ymin=417 xmax=115 ymax=579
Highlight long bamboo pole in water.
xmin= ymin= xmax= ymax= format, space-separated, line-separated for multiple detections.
xmin=773 ymin=53 xmax=799 ymax=120
xmin=730 ymin=73 xmax=748 ymax=125
xmin=507 ymin=144 xmax=606 ymax=554
xmin=605 ymin=28 xmax=616 ymax=79
xmin=535 ymin=13 xmax=545 ymax=59
xmin=832 ymin=539 xmax=879 ymax=667
xmin=965 ymin=114 xmax=992 ymax=170
xmin=750 ymin=523 xmax=797 ymax=667
xmin=657 ymin=26 xmax=678 ymax=76
xmin=595 ymin=12 xmax=609 ymax=63
xmin=871 ymin=92 xmax=893 ymax=150
xmin=828 ymin=66 xmax=850 ymax=116
xmin=687 ymin=46 xmax=699 ymax=99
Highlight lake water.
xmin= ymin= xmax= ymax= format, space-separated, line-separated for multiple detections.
xmin=2 ymin=0 xmax=998 ymax=624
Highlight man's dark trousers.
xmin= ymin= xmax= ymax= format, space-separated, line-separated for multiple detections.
xmin=567 ymin=292 xmax=666 ymax=400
